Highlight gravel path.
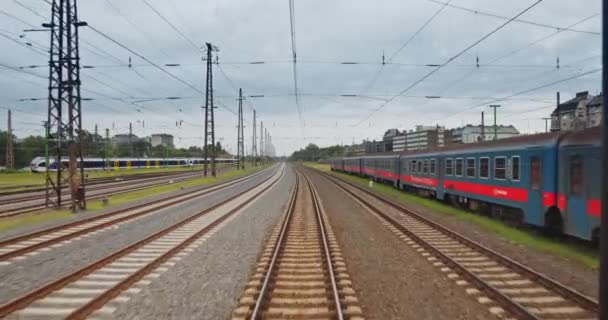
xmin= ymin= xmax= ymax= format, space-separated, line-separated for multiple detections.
xmin=0 ymin=166 xmax=280 ymax=304
xmin=110 ymin=165 xmax=295 ymax=319
xmin=308 ymin=171 xmax=496 ymax=320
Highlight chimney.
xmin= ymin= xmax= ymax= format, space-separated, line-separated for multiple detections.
xmin=481 ymin=111 xmax=485 ymax=141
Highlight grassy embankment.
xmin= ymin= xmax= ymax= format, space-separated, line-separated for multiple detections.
xmin=0 ymin=163 xmax=235 ymax=190
xmin=0 ymin=164 xmax=269 ymax=233
xmin=304 ymin=162 xmax=598 ymax=269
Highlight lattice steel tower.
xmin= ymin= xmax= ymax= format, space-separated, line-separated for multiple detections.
xmin=6 ymin=109 xmax=14 ymax=169
xmin=44 ymin=0 xmax=87 ymax=211
xmin=203 ymin=43 xmax=218 ymax=177
xmin=251 ymin=110 xmax=257 ymax=166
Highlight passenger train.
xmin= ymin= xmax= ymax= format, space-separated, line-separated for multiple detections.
xmin=330 ymin=127 xmax=602 ymax=242
xmin=30 ymin=157 xmax=236 ymax=173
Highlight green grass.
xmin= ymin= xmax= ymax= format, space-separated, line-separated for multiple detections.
xmin=304 ymin=163 xmax=599 ymax=269
xmin=0 ymin=163 xmax=236 ymax=189
xmin=0 ymin=164 xmax=268 ymax=234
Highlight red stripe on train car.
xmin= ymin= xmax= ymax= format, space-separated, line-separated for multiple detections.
xmin=401 ymin=175 xmax=438 ymax=187
xmin=541 ymin=192 xmax=555 ymax=207
xmin=377 ymin=169 xmax=398 ymax=179
xmin=442 ymin=179 xmax=528 ymax=202
xmin=557 ymin=194 xmax=566 ymax=211
xmin=587 ymin=199 xmax=600 ymax=217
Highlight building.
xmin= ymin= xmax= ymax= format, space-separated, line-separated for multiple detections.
xmin=445 ymin=124 xmax=519 ymax=145
xmin=150 ymin=134 xmax=174 ymax=148
xmin=550 ymin=91 xmax=602 ymax=132
xmin=111 ymin=134 xmax=138 ymax=147
xmin=403 ymin=125 xmax=445 ymax=151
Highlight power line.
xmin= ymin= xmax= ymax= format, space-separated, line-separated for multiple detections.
xmin=425 ymin=0 xmax=600 ymax=35
xmin=387 ymin=0 xmax=452 ymax=63
xmin=432 ymin=68 xmax=601 ymax=122
xmin=140 ymin=0 xmax=200 ymax=52
xmin=353 ymin=0 xmax=544 ymax=126
xmin=288 ymin=0 xmax=304 ymax=134
xmin=0 ymin=62 xmax=47 ymax=79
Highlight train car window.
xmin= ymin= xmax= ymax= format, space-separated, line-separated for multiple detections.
xmin=417 ymin=160 xmax=422 ymax=173
xmin=511 ymin=156 xmax=520 ymax=181
xmin=569 ymin=156 xmax=583 ymax=195
xmin=445 ymin=159 xmax=453 ymax=175
xmin=455 ymin=158 xmax=463 ymax=176
xmin=530 ymin=157 xmax=541 ymax=190
xmin=430 ymin=159 xmax=436 ymax=175
xmin=494 ymin=157 xmax=506 ymax=180
xmin=423 ymin=160 xmax=428 ymax=174
xmin=466 ymin=158 xmax=476 ymax=178
xmin=479 ymin=157 xmax=489 ymax=178
xmin=410 ymin=160 xmax=416 ymax=173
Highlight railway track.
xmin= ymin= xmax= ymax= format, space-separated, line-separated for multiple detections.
xmin=0 ymin=165 xmax=284 ymax=319
xmin=0 ymin=165 xmax=276 ymax=266
xmin=232 ymin=168 xmax=363 ymax=320
xmin=311 ymin=168 xmax=598 ymax=320
xmin=0 ymin=165 xmax=239 ymax=218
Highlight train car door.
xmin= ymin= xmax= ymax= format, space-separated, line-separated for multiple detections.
xmin=526 ymin=153 xmax=544 ymax=226
xmin=113 ymin=160 xmax=119 ymax=171
xmin=564 ymin=154 xmax=588 ymax=238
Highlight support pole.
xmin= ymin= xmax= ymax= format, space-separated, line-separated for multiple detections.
xmin=203 ymin=43 xmax=217 ymax=177
xmin=480 ymin=111 xmax=485 ymax=142
xmin=252 ymin=110 xmax=257 ymax=167
xmin=237 ymin=88 xmax=245 ymax=170
xmin=489 ymin=105 xmax=501 ymax=140
xmin=542 ymin=118 xmax=551 ymax=133
xmin=599 ymin=1 xmax=608 ymax=317
xmin=6 ymin=109 xmax=13 ymax=169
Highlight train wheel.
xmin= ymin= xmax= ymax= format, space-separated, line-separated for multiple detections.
xmin=543 ymin=207 xmax=564 ymax=238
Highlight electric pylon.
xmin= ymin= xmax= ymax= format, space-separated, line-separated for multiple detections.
xmin=237 ymin=88 xmax=245 ymax=169
xmin=203 ymin=42 xmax=218 ymax=177
xmin=44 ymin=0 xmax=87 ymax=211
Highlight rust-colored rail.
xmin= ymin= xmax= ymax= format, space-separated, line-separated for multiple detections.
xmin=312 ymin=168 xmax=598 ymax=320
xmin=0 ymin=166 xmax=274 ymax=262
xmin=0 ymin=166 xmax=283 ymax=318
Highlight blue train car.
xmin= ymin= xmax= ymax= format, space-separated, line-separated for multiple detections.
xmin=343 ymin=157 xmax=362 ymax=175
xmin=361 ymin=154 xmax=400 ymax=187
xmin=399 ymin=150 xmax=442 ymax=197
xmin=434 ymin=133 xmax=562 ymax=228
xmin=557 ymin=127 xmax=601 ymax=242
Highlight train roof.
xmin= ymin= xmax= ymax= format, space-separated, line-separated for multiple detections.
xmin=559 ymin=127 xmax=601 ymax=147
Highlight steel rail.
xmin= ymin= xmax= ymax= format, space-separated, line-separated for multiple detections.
xmin=313 ymin=168 xmax=598 ymax=318
xmin=0 ymin=166 xmax=283 ymax=318
xmin=0 ymin=165 xmax=275 ymax=261
xmin=303 ymin=170 xmax=345 ymax=320
xmin=249 ymin=168 xmax=299 ymax=319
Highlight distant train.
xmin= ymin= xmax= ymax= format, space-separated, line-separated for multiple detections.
xmin=330 ymin=127 xmax=602 ymax=242
xmin=29 ymin=157 xmax=236 ymax=173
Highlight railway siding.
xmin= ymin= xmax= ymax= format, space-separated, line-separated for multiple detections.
xmin=0 ymin=166 xmax=284 ymax=319
xmin=314 ymin=168 xmax=598 ymax=320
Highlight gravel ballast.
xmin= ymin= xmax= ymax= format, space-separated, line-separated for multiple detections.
xmin=109 ymin=166 xmax=295 ymax=319
xmin=0 ymin=166 xmax=280 ymax=304
xmin=308 ymin=171 xmax=496 ymax=320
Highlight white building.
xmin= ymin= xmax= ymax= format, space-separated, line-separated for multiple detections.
xmin=150 ymin=134 xmax=174 ymax=148
xmin=446 ymin=125 xmax=519 ymax=145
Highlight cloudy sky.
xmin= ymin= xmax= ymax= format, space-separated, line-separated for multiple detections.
xmin=0 ymin=0 xmax=602 ymax=155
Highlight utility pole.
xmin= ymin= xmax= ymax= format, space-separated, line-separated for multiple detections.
xmin=480 ymin=111 xmax=485 ymax=142
xmin=128 ymin=122 xmax=133 ymax=157
xmin=104 ymin=128 xmax=109 ymax=171
xmin=260 ymin=121 xmax=264 ymax=163
xmin=489 ymin=105 xmax=501 ymax=140
xmin=542 ymin=117 xmax=551 ymax=133
xmin=44 ymin=0 xmax=87 ymax=211
xmin=265 ymin=129 xmax=268 ymax=164
xmin=252 ymin=110 xmax=257 ymax=167
xmin=237 ymin=88 xmax=245 ymax=170
xmin=6 ymin=109 xmax=14 ymax=169
xmin=598 ymin=4 xmax=608 ymax=318
xmin=555 ymin=91 xmax=561 ymax=131
xmin=203 ymin=42 xmax=218 ymax=177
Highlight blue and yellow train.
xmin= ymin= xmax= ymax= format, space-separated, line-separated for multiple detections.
xmin=330 ymin=127 xmax=601 ymax=242
xmin=30 ymin=157 xmax=236 ymax=173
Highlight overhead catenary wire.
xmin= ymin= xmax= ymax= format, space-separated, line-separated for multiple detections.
xmin=353 ymin=0 xmax=545 ymax=126
xmin=424 ymin=0 xmax=600 ymax=35
xmin=288 ymin=0 xmax=305 ymax=134
xmin=140 ymin=0 xmax=201 ymax=53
